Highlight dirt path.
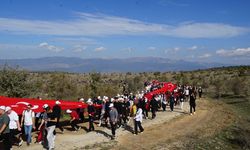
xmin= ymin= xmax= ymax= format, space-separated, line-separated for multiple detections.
xmin=15 ymin=99 xmax=234 ymax=150
xmin=115 ymin=99 xmax=234 ymax=150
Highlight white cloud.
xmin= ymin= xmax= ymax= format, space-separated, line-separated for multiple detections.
xmin=173 ymin=47 xmax=180 ymax=51
xmin=216 ymin=47 xmax=250 ymax=57
xmin=148 ymin=47 xmax=156 ymax=50
xmin=38 ymin=42 xmax=63 ymax=52
xmin=188 ymin=45 xmax=198 ymax=50
xmin=72 ymin=45 xmax=87 ymax=53
xmin=94 ymin=46 xmax=106 ymax=52
xmin=0 ymin=13 xmax=248 ymax=38
xmin=164 ymin=47 xmax=180 ymax=53
xmin=198 ymin=53 xmax=211 ymax=58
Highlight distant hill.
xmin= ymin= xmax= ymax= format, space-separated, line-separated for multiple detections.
xmin=0 ymin=57 xmax=227 ymax=73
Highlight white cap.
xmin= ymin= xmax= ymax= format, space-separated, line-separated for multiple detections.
xmin=79 ymin=98 xmax=84 ymax=102
xmin=87 ymin=98 xmax=92 ymax=104
xmin=55 ymin=100 xmax=61 ymax=105
xmin=98 ymin=96 xmax=101 ymax=99
xmin=0 ymin=106 xmax=6 ymax=110
xmin=43 ymin=104 xmax=49 ymax=109
xmin=66 ymin=109 xmax=72 ymax=113
xmin=5 ymin=106 xmax=11 ymax=112
xmin=109 ymin=103 xmax=114 ymax=108
xmin=118 ymin=97 xmax=124 ymax=101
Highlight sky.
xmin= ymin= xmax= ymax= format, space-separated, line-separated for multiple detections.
xmin=0 ymin=0 xmax=250 ymax=65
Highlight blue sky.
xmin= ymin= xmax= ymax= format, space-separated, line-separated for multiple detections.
xmin=0 ymin=0 xmax=250 ymax=65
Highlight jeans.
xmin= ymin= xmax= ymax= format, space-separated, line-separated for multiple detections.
xmin=46 ymin=125 xmax=56 ymax=149
xmin=24 ymin=125 xmax=32 ymax=144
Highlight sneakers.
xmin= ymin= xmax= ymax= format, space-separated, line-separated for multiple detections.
xmin=18 ymin=140 xmax=23 ymax=147
xmin=190 ymin=113 xmax=193 ymax=116
xmin=193 ymin=112 xmax=196 ymax=115
xmin=77 ymin=127 xmax=81 ymax=131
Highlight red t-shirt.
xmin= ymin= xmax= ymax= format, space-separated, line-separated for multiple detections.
xmin=70 ymin=110 xmax=79 ymax=120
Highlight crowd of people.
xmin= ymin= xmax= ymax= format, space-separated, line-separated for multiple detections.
xmin=0 ymin=81 xmax=203 ymax=150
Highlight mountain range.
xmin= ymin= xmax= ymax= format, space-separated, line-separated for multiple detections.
xmin=0 ymin=57 xmax=227 ymax=73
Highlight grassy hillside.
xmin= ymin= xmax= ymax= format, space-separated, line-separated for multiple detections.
xmin=0 ymin=65 xmax=249 ymax=101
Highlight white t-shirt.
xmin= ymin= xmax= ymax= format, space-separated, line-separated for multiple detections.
xmin=22 ymin=110 xmax=35 ymax=126
xmin=185 ymin=89 xmax=189 ymax=96
xmin=8 ymin=111 xmax=19 ymax=129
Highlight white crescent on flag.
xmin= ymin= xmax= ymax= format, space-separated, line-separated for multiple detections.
xmin=16 ymin=102 xmax=39 ymax=110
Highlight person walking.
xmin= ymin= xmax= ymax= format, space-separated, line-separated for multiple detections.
xmin=21 ymin=104 xmax=35 ymax=146
xmin=134 ymin=105 xmax=144 ymax=135
xmin=162 ymin=94 xmax=167 ymax=111
xmin=37 ymin=104 xmax=49 ymax=145
xmin=179 ymin=92 xmax=184 ymax=110
xmin=190 ymin=89 xmax=196 ymax=115
xmin=78 ymin=98 xmax=85 ymax=122
xmin=52 ymin=100 xmax=64 ymax=133
xmin=108 ymin=103 xmax=118 ymax=140
xmin=66 ymin=109 xmax=81 ymax=131
xmin=5 ymin=106 xmax=23 ymax=148
xmin=0 ymin=106 xmax=11 ymax=150
xmin=150 ymin=95 xmax=158 ymax=119
xmin=87 ymin=99 xmax=95 ymax=132
xmin=198 ymin=87 xmax=203 ymax=99
xmin=169 ymin=92 xmax=175 ymax=112
xmin=45 ymin=106 xmax=57 ymax=150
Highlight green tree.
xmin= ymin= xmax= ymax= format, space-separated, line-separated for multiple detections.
xmin=47 ymin=73 xmax=77 ymax=99
xmin=0 ymin=66 xmax=29 ymax=97
xmin=90 ymin=72 xmax=101 ymax=97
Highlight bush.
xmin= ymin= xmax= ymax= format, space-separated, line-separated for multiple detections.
xmin=0 ymin=65 xmax=29 ymax=97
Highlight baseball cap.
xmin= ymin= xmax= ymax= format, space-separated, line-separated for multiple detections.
xmin=5 ymin=106 xmax=11 ymax=112
xmin=66 ymin=109 xmax=72 ymax=113
xmin=0 ymin=106 xmax=6 ymax=110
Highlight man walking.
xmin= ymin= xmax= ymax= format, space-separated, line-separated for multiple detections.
xmin=52 ymin=100 xmax=64 ymax=133
xmin=0 ymin=106 xmax=11 ymax=150
xmin=109 ymin=103 xmax=118 ymax=140
xmin=21 ymin=104 xmax=35 ymax=146
xmin=6 ymin=106 xmax=23 ymax=148
xmin=134 ymin=105 xmax=144 ymax=135
xmin=66 ymin=109 xmax=81 ymax=131
xmin=150 ymin=95 xmax=158 ymax=119
xmin=87 ymin=99 xmax=95 ymax=132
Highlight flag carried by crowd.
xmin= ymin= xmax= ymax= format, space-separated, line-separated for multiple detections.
xmin=0 ymin=81 xmax=200 ymax=149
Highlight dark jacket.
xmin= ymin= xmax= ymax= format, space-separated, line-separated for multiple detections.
xmin=150 ymin=98 xmax=158 ymax=110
